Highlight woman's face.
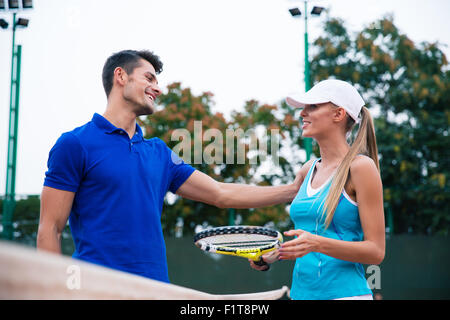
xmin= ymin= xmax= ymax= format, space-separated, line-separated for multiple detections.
xmin=299 ymin=102 xmax=340 ymax=138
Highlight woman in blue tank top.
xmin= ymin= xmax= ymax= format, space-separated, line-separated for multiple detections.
xmin=249 ymin=79 xmax=385 ymax=300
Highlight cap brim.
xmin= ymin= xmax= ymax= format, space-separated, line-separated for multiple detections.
xmin=285 ymin=92 xmax=329 ymax=108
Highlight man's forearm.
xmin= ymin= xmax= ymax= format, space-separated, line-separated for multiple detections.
xmin=216 ymin=182 xmax=297 ymax=209
xmin=36 ymin=225 xmax=62 ymax=254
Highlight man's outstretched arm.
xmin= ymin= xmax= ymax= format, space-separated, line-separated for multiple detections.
xmin=176 ymin=169 xmax=305 ymax=209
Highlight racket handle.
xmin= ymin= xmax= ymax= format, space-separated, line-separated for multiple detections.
xmin=254 ymin=257 xmax=270 ymax=271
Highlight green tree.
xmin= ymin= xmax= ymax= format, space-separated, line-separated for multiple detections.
xmin=310 ymin=15 xmax=450 ymax=235
xmin=0 ymin=195 xmax=41 ymax=245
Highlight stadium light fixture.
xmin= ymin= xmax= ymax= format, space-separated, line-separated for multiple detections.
xmin=8 ymin=0 xmax=19 ymax=9
xmin=16 ymin=17 xmax=28 ymax=27
xmin=1 ymin=0 xmax=32 ymax=240
xmin=22 ymin=0 xmax=32 ymax=9
xmin=1 ymin=0 xmax=32 ymax=10
xmin=288 ymin=7 xmax=301 ymax=17
xmin=0 ymin=18 xmax=8 ymax=28
xmin=288 ymin=1 xmax=326 ymax=161
xmin=311 ymin=6 xmax=324 ymax=16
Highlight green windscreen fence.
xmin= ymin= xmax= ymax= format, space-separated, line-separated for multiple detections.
xmin=56 ymin=234 xmax=450 ymax=299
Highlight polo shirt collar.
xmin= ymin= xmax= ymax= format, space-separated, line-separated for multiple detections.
xmin=92 ymin=113 xmax=144 ymax=141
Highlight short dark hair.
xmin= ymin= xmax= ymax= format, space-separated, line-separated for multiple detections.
xmin=102 ymin=50 xmax=163 ymax=97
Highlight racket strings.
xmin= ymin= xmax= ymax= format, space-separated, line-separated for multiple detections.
xmin=203 ymin=234 xmax=278 ymax=249
xmin=212 ymin=240 xmax=276 ymax=249
xmin=194 ymin=227 xmax=282 ymax=253
xmin=194 ymin=226 xmax=279 ymax=242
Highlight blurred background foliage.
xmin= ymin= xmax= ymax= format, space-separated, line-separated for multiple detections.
xmin=1 ymin=15 xmax=448 ymax=242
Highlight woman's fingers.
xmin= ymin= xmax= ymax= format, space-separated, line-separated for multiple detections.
xmin=283 ymin=229 xmax=304 ymax=237
xmin=279 ymin=230 xmax=309 ymax=260
xmin=261 ymin=250 xmax=279 ymax=264
xmin=279 ymin=246 xmax=307 ymax=260
xmin=281 ymin=229 xmax=305 ymax=248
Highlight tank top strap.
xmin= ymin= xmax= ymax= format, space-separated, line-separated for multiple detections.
xmin=304 ymin=158 xmax=320 ymax=186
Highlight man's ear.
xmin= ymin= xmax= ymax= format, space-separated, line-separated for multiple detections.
xmin=113 ymin=67 xmax=128 ymax=86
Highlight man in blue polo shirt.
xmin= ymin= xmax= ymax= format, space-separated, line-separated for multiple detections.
xmin=37 ymin=50 xmax=301 ymax=283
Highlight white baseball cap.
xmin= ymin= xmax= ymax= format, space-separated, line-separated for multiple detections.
xmin=286 ymin=79 xmax=365 ymax=123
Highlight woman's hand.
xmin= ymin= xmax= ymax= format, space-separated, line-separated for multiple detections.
xmin=278 ymin=229 xmax=320 ymax=260
xmin=248 ymin=250 xmax=280 ymax=271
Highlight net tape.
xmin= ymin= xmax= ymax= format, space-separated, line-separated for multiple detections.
xmin=0 ymin=241 xmax=288 ymax=300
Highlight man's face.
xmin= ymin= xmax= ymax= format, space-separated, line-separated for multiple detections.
xmin=122 ymin=59 xmax=162 ymax=116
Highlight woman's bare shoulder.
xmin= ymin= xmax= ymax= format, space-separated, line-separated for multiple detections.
xmin=299 ymin=158 xmax=315 ymax=176
xmin=349 ymin=154 xmax=381 ymax=187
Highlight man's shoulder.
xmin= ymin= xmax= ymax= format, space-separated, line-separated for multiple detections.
xmin=58 ymin=117 xmax=103 ymax=144
xmin=143 ymin=136 xmax=169 ymax=149
xmin=144 ymin=136 xmax=163 ymax=143
xmin=50 ymin=118 xmax=99 ymax=156
xmin=67 ymin=118 xmax=97 ymax=138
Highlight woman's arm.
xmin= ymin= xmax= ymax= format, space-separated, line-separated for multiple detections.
xmin=279 ymin=156 xmax=385 ymax=265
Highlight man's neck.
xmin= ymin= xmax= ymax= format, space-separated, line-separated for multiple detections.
xmin=103 ymin=102 xmax=137 ymax=139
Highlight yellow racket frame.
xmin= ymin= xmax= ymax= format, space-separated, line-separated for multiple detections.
xmin=216 ymin=243 xmax=282 ymax=261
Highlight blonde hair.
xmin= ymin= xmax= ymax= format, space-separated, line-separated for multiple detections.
xmin=321 ymin=106 xmax=379 ymax=229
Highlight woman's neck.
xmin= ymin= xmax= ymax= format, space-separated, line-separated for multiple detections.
xmin=316 ymin=136 xmax=350 ymax=168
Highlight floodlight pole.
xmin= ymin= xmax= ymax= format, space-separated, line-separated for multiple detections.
xmin=303 ymin=0 xmax=312 ymax=161
xmin=2 ymin=12 xmax=22 ymax=240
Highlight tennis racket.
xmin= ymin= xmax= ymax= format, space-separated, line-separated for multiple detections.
xmin=194 ymin=226 xmax=283 ymax=271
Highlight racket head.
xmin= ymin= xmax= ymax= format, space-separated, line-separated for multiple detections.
xmin=194 ymin=225 xmax=283 ymax=261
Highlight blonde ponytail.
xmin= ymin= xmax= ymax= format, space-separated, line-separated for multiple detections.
xmin=321 ymin=106 xmax=379 ymax=229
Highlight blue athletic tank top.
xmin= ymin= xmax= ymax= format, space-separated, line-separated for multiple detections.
xmin=289 ymin=159 xmax=372 ymax=300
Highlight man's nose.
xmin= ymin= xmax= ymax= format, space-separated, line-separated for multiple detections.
xmin=152 ymin=84 xmax=162 ymax=97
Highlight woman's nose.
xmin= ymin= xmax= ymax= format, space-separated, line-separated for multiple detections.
xmin=300 ymin=108 xmax=307 ymax=117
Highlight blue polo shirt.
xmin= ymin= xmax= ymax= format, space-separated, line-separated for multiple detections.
xmin=44 ymin=113 xmax=195 ymax=283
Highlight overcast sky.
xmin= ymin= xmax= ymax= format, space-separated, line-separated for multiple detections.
xmin=0 ymin=0 xmax=449 ymax=195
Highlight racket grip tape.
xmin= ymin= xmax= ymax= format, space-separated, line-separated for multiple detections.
xmin=254 ymin=257 xmax=270 ymax=271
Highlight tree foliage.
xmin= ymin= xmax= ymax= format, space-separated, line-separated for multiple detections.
xmin=1 ymin=195 xmax=41 ymax=244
